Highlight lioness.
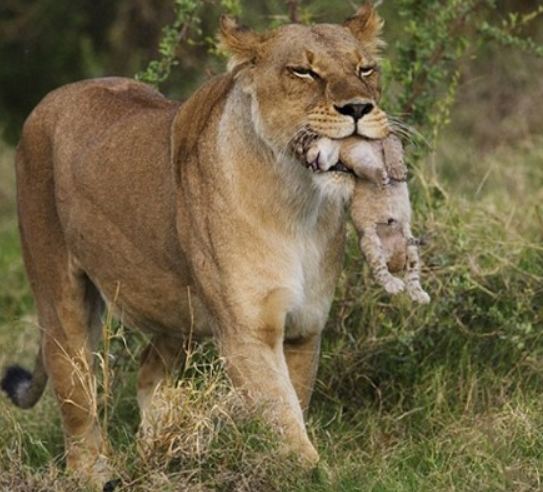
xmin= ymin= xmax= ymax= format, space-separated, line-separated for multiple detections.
xmin=1 ymin=4 xmax=388 ymax=485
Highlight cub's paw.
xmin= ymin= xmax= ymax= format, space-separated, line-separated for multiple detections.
xmin=382 ymin=276 xmax=405 ymax=295
xmin=367 ymin=166 xmax=390 ymax=187
xmin=380 ymin=169 xmax=391 ymax=187
xmin=407 ymin=284 xmax=431 ymax=304
xmin=306 ymin=138 xmax=340 ymax=172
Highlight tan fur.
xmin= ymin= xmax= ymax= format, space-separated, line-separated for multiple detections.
xmin=5 ymin=4 xmax=390 ymax=486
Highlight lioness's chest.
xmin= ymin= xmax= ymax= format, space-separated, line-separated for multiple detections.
xmin=282 ymin=228 xmax=344 ymax=340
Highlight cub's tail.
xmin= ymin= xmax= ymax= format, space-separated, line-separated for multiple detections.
xmin=1 ymin=349 xmax=48 ymax=409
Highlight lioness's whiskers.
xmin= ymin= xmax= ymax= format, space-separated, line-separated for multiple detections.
xmin=387 ymin=114 xmax=430 ymax=148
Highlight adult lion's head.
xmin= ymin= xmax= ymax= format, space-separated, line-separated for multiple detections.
xmin=219 ymin=3 xmax=388 ymax=179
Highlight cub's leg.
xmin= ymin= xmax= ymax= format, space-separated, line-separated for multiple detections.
xmin=339 ymin=138 xmax=389 ymax=186
xmin=284 ymin=333 xmax=321 ymax=413
xmin=15 ymin=127 xmax=108 ymax=485
xmin=359 ymin=227 xmax=405 ymax=294
xmin=218 ymin=289 xmax=319 ymax=466
xmin=404 ymin=238 xmax=431 ymax=304
xmin=137 ymin=335 xmax=185 ymax=434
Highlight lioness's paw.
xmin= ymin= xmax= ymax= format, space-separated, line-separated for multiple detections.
xmin=382 ymin=276 xmax=405 ymax=294
xmin=67 ymin=453 xmax=113 ymax=491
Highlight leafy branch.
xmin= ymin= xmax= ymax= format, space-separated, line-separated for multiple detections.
xmin=286 ymin=0 xmax=301 ymax=23
xmin=479 ymin=5 xmax=543 ymax=59
xmin=136 ymin=0 xmax=201 ymax=87
xmin=383 ymin=0 xmax=543 ymax=155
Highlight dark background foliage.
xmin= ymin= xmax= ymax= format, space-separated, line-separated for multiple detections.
xmin=2 ymin=0 xmax=541 ymax=143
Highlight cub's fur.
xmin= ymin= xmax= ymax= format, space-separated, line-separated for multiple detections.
xmin=305 ymin=135 xmax=430 ymax=303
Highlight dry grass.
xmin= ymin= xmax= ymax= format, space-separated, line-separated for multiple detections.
xmin=116 ymin=351 xmax=308 ymax=491
xmin=0 ymin=120 xmax=542 ymax=490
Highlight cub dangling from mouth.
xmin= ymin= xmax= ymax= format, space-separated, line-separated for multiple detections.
xmin=301 ymin=133 xmax=430 ymax=304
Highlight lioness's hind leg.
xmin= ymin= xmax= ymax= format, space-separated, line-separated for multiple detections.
xmin=137 ymin=335 xmax=185 ymax=434
xmin=15 ymin=127 xmax=108 ymax=484
xmin=22 ymin=252 xmax=107 ymax=482
xmin=40 ymin=272 xmax=107 ymax=479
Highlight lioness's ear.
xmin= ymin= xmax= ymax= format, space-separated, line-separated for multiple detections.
xmin=344 ymin=3 xmax=384 ymax=55
xmin=219 ymin=15 xmax=267 ymax=70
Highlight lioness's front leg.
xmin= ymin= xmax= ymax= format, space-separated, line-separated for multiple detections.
xmin=218 ymin=289 xmax=319 ymax=465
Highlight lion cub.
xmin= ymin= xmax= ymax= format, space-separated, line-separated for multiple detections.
xmin=306 ymin=134 xmax=430 ymax=304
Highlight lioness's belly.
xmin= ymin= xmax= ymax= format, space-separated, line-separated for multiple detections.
xmin=48 ymin=78 xmax=212 ymax=337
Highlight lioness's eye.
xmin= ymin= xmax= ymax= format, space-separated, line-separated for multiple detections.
xmin=288 ymin=66 xmax=320 ymax=80
xmin=358 ymin=66 xmax=376 ymax=78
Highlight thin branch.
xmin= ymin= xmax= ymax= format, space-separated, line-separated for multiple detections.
xmin=401 ymin=2 xmax=484 ymax=115
xmin=287 ymin=0 xmax=301 ymax=23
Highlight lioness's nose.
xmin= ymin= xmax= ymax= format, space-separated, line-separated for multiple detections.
xmin=335 ymin=102 xmax=374 ymax=121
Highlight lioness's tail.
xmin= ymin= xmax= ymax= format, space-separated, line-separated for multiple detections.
xmin=1 ymin=348 xmax=48 ymax=409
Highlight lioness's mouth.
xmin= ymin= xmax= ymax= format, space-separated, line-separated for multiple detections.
xmin=305 ymin=159 xmax=354 ymax=175
xmin=291 ymin=127 xmax=355 ymax=176
xmin=329 ymin=161 xmax=354 ymax=174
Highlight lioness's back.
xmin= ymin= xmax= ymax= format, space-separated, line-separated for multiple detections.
xmin=22 ymin=77 xmax=178 ymax=154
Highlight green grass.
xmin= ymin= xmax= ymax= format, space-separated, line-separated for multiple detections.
xmin=0 ymin=132 xmax=542 ymax=491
